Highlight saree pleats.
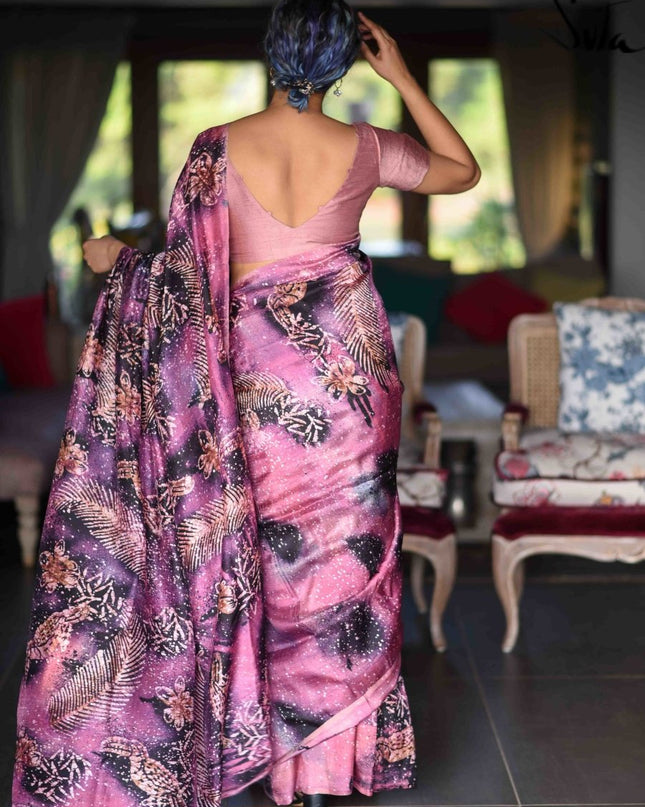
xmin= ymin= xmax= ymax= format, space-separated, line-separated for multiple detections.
xmin=229 ymin=243 xmax=416 ymax=803
xmin=10 ymin=124 xmax=415 ymax=807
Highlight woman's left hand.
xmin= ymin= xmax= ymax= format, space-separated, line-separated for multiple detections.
xmin=82 ymin=235 xmax=127 ymax=274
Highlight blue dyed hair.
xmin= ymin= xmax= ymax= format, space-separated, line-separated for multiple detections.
xmin=263 ymin=0 xmax=361 ymax=113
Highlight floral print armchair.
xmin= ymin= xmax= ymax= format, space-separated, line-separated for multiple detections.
xmin=492 ymin=297 xmax=645 ymax=652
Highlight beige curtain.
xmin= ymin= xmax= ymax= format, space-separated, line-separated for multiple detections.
xmin=493 ymin=9 xmax=576 ymax=262
xmin=0 ymin=11 xmax=133 ymax=301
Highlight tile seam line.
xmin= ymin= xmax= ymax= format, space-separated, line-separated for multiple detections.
xmin=482 ymin=674 xmax=645 ymax=680
xmin=456 ymin=604 xmax=523 ymax=807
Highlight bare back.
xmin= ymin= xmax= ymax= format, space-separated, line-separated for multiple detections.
xmin=227 ymin=111 xmax=360 ymax=283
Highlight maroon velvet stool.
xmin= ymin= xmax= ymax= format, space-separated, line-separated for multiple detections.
xmin=492 ymin=506 xmax=645 ymax=652
xmin=400 ymin=504 xmax=457 ymax=652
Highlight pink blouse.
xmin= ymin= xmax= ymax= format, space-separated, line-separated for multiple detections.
xmin=226 ymin=121 xmax=430 ymax=263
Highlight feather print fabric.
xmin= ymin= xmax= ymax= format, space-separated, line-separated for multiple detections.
xmin=228 ymin=244 xmax=416 ymax=803
xmin=11 ymin=123 xmax=416 ymax=807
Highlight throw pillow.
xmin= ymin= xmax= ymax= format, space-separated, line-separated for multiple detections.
xmin=0 ymin=294 xmax=56 ymax=388
xmin=445 ymin=271 xmax=548 ymax=343
xmin=555 ymin=302 xmax=645 ymax=433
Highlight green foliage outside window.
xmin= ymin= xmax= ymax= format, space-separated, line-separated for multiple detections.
xmin=428 ymin=59 xmax=525 ymax=273
xmin=158 ymin=61 xmax=267 ymax=216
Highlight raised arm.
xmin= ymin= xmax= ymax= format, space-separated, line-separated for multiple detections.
xmin=358 ymin=10 xmax=481 ymax=195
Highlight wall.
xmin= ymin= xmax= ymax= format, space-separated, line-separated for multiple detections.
xmin=610 ymin=0 xmax=645 ymax=297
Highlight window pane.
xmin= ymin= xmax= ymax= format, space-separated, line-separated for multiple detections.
xmin=428 ymin=59 xmax=525 ymax=273
xmin=324 ymin=61 xmax=403 ymax=254
xmin=158 ymin=61 xmax=266 ymax=215
xmin=50 ymin=62 xmax=132 ymax=324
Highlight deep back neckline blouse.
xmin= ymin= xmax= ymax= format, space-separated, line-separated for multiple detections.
xmin=225 ymin=120 xmax=430 ymax=264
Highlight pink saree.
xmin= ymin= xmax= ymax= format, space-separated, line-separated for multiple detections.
xmin=11 ymin=123 xmax=416 ymax=807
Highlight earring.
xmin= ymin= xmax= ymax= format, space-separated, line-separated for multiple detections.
xmin=333 ymin=79 xmax=343 ymax=97
xmin=269 ymin=67 xmax=276 ymax=87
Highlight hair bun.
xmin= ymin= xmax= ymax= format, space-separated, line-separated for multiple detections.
xmin=264 ymin=0 xmax=360 ymax=113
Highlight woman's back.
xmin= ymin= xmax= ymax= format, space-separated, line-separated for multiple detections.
xmin=227 ymin=111 xmax=430 ymax=280
xmin=227 ymin=112 xmax=363 ymax=229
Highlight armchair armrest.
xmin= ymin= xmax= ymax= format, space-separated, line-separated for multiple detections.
xmin=412 ymin=401 xmax=441 ymax=469
xmin=501 ymin=403 xmax=529 ymax=451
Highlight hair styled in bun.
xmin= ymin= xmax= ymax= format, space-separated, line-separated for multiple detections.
xmin=263 ymin=0 xmax=361 ymax=112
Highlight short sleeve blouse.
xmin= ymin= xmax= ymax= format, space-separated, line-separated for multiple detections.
xmin=371 ymin=125 xmax=431 ymax=191
xmin=227 ymin=121 xmax=431 ymax=263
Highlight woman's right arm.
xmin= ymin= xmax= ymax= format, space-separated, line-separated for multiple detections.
xmin=83 ymin=235 xmax=130 ymax=275
xmin=358 ymin=10 xmax=481 ymax=195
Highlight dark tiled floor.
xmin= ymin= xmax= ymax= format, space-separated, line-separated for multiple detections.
xmin=2 ymin=503 xmax=645 ymax=807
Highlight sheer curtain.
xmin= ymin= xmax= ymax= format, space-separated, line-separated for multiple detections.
xmin=0 ymin=11 xmax=133 ymax=300
xmin=493 ymin=9 xmax=576 ymax=262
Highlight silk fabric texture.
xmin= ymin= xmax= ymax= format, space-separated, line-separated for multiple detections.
xmin=12 ymin=123 xmax=415 ymax=807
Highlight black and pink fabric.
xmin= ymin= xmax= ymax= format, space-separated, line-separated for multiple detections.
xmin=11 ymin=122 xmax=431 ymax=806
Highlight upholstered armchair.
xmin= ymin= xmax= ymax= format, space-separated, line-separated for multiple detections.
xmin=491 ymin=297 xmax=645 ymax=652
xmin=389 ymin=311 xmax=457 ymax=652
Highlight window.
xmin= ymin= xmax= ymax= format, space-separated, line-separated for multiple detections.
xmin=158 ymin=61 xmax=267 ymax=215
xmin=428 ymin=59 xmax=525 ymax=273
xmin=50 ymin=62 xmax=132 ymax=323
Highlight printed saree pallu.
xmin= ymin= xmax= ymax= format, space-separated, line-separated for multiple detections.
xmin=11 ymin=123 xmax=416 ymax=807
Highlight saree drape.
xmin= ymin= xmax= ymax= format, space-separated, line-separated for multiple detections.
xmin=11 ymin=123 xmax=415 ymax=807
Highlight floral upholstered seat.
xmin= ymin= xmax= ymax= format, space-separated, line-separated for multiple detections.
xmin=494 ymin=429 xmax=645 ymax=508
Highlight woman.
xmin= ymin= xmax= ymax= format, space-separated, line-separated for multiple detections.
xmin=12 ymin=3 xmax=479 ymax=807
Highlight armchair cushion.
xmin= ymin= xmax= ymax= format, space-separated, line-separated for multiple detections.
xmin=494 ymin=505 xmax=645 ymax=540
xmin=555 ymin=302 xmax=645 ymax=433
xmin=397 ymin=466 xmax=448 ymax=509
xmin=400 ymin=505 xmax=454 ymax=539
xmin=494 ymin=429 xmax=645 ymax=507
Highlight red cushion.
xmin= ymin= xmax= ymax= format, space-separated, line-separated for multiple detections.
xmin=400 ymin=505 xmax=455 ymax=540
xmin=0 ymin=295 xmax=55 ymax=388
xmin=493 ymin=506 xmax=645 ymax=540
xmin=445 ymin=272 xmax=548 ymax=343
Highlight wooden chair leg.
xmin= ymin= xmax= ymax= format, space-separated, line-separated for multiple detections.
xmin=492 ymin=532 xmax=645 ymax=652
xmin=513 ymin=558 xmax=525 ymax=603
xmin=427 ymin=533 xmax=457 ymax=653
xmin=402 ymin=532 xmax=457 ymax=653
xmin=15 ymin=494 xmax=40 ymax=568
xmin=410 ymin=554 xmax=428 ymax=614
xmin=492 ymin=535 xmax=523 ymax=653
